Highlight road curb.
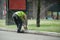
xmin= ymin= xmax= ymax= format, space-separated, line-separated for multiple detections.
xmin=26 ymin=30 xmax=60 ymax=37
xmin=0 ymin=27 xmax=60 ymax=37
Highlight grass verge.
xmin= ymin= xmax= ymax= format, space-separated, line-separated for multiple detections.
xmin=0 ymin=19 xmax=60 ymax=33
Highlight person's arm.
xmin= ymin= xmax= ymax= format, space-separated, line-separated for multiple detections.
xmin=24 ymin=14 xmax=27 ymax=20
xmin=23 ymin=14 xmax=27 ymax=30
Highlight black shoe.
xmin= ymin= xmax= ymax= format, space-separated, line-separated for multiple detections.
xmin=17 ymin=30 xmax=20 ymax=33
xmin=17 ymin=30 xmax=24 ymax=33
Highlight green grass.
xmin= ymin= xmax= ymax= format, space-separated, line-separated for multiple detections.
xmin=0 ymin=19 xmax=60 ymax=33
xmin=0 ymin=19 xmax=16 ymax=29
xmin=28 ymin=24 xmax=60 ymax=33
xmin=28 ymin=19 xmax=60 ymax=33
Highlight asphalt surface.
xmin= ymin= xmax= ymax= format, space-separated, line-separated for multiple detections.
xmin=0 ymin=31 xmax=60 ymax=40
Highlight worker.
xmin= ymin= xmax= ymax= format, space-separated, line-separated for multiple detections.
xmin=12 ymin=11 xmax=27 ymax=33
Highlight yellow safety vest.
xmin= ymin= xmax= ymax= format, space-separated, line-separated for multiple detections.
xmin=15 ymin=11 xmax=25 ymax=20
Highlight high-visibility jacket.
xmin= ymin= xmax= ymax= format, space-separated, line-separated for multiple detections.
xmin=15 ymin=11 xmax=26 ymax=21
xmin=15 ymin=11 xmax=25 ymax=17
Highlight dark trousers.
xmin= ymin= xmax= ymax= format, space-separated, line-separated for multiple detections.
xmin=13 ymin=14 xmax=23 ymax=32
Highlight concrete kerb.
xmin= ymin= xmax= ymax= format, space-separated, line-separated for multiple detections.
xmin=25 ymin=30 xmax=60 ymax=37
xmin=0 ymin=27 xmax=60 ymax=37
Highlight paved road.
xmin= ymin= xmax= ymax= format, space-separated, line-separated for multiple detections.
xmin=0 ymin=31 xmax=60 ymax=40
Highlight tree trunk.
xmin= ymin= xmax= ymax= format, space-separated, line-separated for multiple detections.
xmin=37 ymin=0 xmax=40 ymax=27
